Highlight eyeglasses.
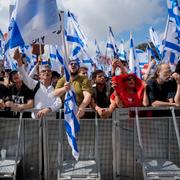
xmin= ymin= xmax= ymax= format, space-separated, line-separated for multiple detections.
xmin=70 ymin=63 xmax=78 ymax=66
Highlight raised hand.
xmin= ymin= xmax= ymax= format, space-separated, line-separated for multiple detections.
xmin=13 ymin=48 xmax=23 ymax=66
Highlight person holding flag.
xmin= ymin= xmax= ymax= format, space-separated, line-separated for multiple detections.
xmin=54 ymin=59 xmax=93 ymax=119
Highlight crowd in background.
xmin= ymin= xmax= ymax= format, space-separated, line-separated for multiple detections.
xmin=0 ymin=48 xmax=180 ymax=119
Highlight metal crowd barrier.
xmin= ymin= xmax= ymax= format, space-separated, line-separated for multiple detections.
xmin=0 ymin=107 xmax=180 ymax=180
xmin=0 ymin=112 xmax=23 ymax=180
xmin=112 ymin=107 xmax=180 ymax=180
xmin=58 ymin=109 xmax=101 ymax=180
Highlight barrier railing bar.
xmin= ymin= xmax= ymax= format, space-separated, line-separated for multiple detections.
xmin=95 ymin=112 xmax=101 ymax=178
xmin=43 ymin=117 xmax=50 ymax=180
xmin=135 ymin=108 xmax=143 ymax=151
xmin=170 ymin=107 xmax=180 ymax=150
xmin=13 ymin=112 xmax=23 ymax=180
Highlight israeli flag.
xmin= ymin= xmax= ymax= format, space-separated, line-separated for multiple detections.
xmin=118 ymin=40 xmax=126 ymax=61
xmin=149 ymin=27 xmax=164 ymax=59
xmin=94 ymin=39 xmax=102 ymax=69
xmin=164 ymin=0 xmax=180 ymax=55
xmin=66 ymin=11 xmax=85 ymax=61
xmin=56 ymin=47 xmax=80 ymax=160
xmin=129 ymin=32 xmax=141 ymax=78
xmin=95 ymin=39 xmax=101 ymax=57
xmin=106 ymin=26 xmax=118 ymax=59
xmin=0 ymin=29 xmax=4 ymax=40
xmin=136 ymin=49 xmax=148 ymax=69
xmin=49 ymin=45 xmax=62 ymax=73
xmin=6 ymin=0 xmax=59 ymax=49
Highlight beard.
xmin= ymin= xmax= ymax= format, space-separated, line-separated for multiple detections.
xmin=70 ymin=70 xmax=78 ymax=76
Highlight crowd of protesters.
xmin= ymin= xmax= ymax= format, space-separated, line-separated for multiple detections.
xmin=0 ymin=48 xmax=180 ymax=119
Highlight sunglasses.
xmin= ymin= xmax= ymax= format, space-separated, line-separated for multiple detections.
xmin=124 ymin=77 xmax=135 ymax=81
xmin=70 ymin=63 xmax=78 ymax=66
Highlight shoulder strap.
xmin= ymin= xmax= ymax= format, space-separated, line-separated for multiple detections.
xmin=33 ymin=81 xmax=40 ymax=95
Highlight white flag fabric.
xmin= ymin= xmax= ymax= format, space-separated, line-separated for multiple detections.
xmin=106 ymin=26 xmax=118 ymax=59
xmin=49 ymin=45 xmax=62 ymax=73
xmin=118 ymin=40 xmax=126 ymax=61
xmin=149 ymin=27 xmax=163 ymax=59
xmin=56 ymin=47 xmax=80 ymax=160
xmin=7 ymin=0 xmax=59 ymax=48
xmin=164 ymin=0 xmax=180 ymax=55
xmin=129 ymin=32 xmax=141 ymax=78
xmin=66 ymin=11 xmax=86 ymax=61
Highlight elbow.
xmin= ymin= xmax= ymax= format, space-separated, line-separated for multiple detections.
xmin=143 ymin=102 xmax=149 ymax=107
xmin=151 ymin=101 xmax=159 ymax=107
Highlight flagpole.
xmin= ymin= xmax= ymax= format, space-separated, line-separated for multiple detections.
xmin=162 ymin=15 xmax=170 ymax=60
xmin=60 ymin=11 xmax=70 ymax=82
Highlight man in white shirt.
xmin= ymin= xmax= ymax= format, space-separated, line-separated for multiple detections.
xmin=13 ymin=49 xmax=62 ymax=118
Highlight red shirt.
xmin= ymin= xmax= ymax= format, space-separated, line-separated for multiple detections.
xmin=111 ymin=74 xmax=144 ymax=108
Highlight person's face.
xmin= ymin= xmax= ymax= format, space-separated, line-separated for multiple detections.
xmin=51 ymin=76 xmax=59 ymax=87
xmin=158 ymin=64 xmax=171 ymax=82
xmin=78 ymin=69 xmax=88 ymax=77
xmin=12 ymin=73 xmax=22 ymax=88
xmin=95 ymin=72 xmax=106 ymax=84
xmin=124 ymin=76 xmax=136 ymax=88
xmin=69 ymin=62 xmax=79 ymax=75
xmin=39 ymin=68 xmax=52 ymax=81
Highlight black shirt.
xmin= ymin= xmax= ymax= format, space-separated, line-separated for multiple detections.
xmin=0 ymin=84 xmax=9 ymax=99
xmin=92 ymin=85 xmax=110 ymax=108
xmin=7 ymin=83 xmax=34 ymax=118
xmin=147 ymin=79 xmax=177 ymax=104
xmin=8 ymin=83 xmax=34 ymax=104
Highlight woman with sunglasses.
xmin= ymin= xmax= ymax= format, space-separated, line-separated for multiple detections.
xmin=98 ymin=73 xmax=149 ymax=118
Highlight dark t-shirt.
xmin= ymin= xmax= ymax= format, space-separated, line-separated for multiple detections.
xmin=0 ymin=84 xmax=9 ymax=99
xmin=6 ymin=83 xmax=34 ymax=118
xmin=92 ymin=86 xmax=110 ymax=108
xmin=8 ymin=83 xmax=34 ymax=104
xmin=147 ymin=79 xmax=177 ymax=104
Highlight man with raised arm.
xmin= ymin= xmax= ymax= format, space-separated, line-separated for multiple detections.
xmin=13 ymin=49 xmax=62 ymax=118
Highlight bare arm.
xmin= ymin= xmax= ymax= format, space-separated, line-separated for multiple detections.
xmin=77 ymin=91 xmax=92 ymax=119
xmin=152 ymin=100 xmax=179 ymax=107
xmin=6 ymin=99 xmax=34 ymax=112
xmin=142 ymin=83 xmax=149 ymax=107
xmin=171 ymin=73 xmax=180 ymax=105
xmin=143 ymin=59 xmax=156 ymax=81
xmin=54 ymin=82 xmax=70 ymax=97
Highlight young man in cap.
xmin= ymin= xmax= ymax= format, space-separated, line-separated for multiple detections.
xmin=13 ymin=49 xmax=62 ymax=118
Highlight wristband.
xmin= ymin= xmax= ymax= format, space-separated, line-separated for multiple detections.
xmin=47 ymin=107 xmax=52 ymax=112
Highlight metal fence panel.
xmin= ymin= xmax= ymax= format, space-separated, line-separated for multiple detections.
xmin=113 ymin=108 xmax=180 ymax=180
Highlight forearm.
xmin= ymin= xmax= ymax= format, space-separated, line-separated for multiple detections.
xmin=142 ymin=89 xmax=149 ymax=107
xmin=49 ymin=97 xmax=62 ymax=112
xmin=11 ymin=100 xmax=34 ymax=111
xmin=108 ymin=101 xmax=117 ymax=113
xmin=18 ymin=66 xmax=37 ymax=90
xmin=174 ymin=84 xmax=180 ymax=105
xmin=53 ymin=87 xmax=66 ymax=97
xmin=79 ymin=91 xmax=91 ymax=109
xmin=152 ymin=100 xmax=177 ymax=107
xmin=19 ymin=100 xmax=33 ymax=110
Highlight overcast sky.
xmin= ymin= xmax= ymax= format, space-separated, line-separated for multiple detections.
xmin=0 ymin=0 xmax=168 ymax=56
